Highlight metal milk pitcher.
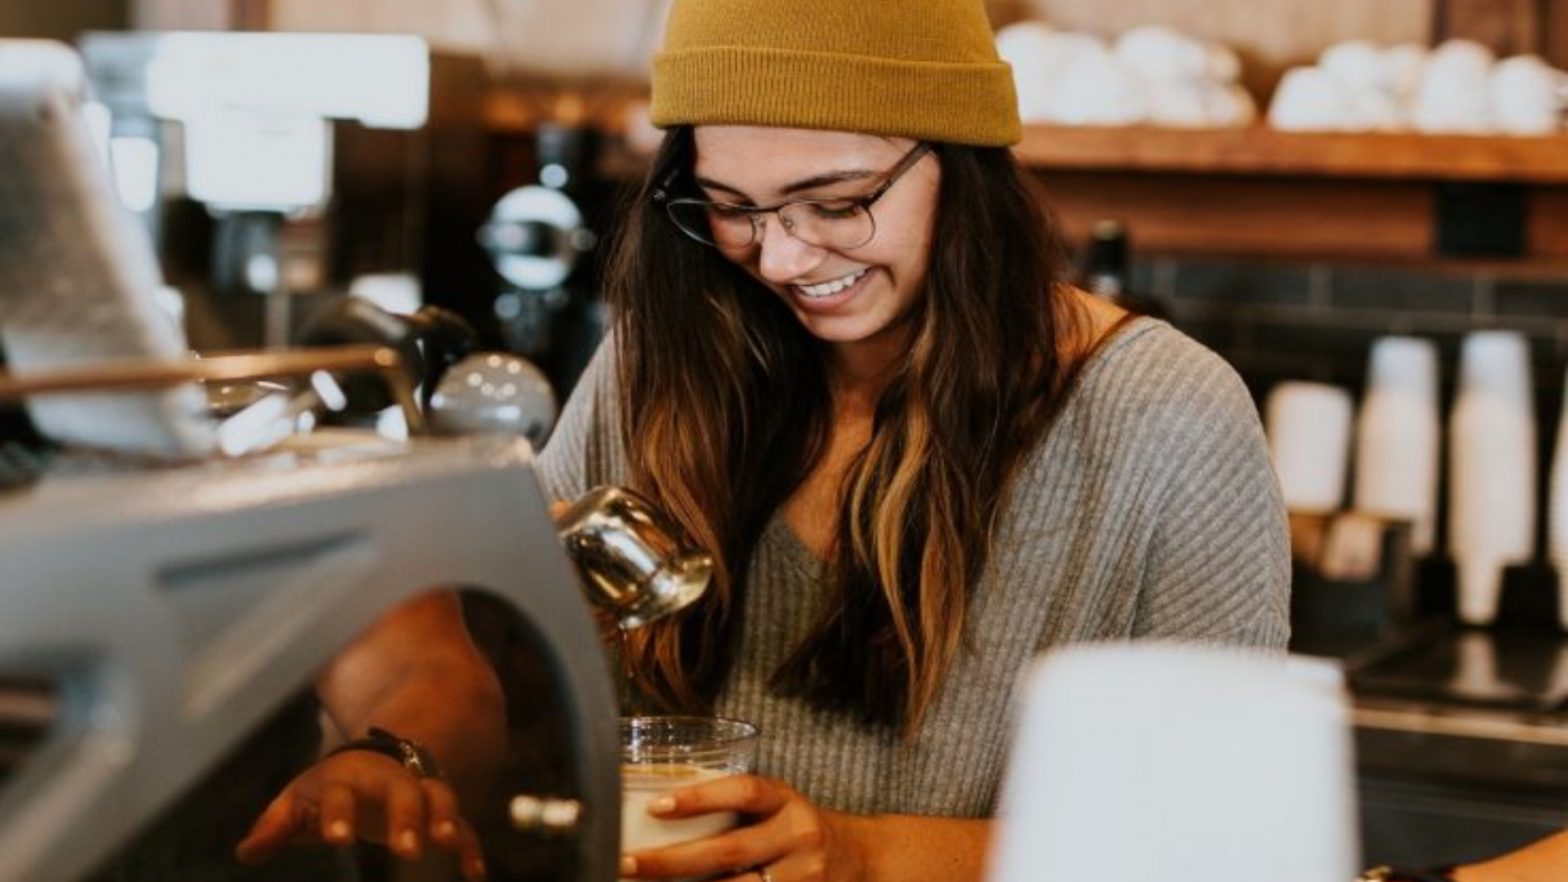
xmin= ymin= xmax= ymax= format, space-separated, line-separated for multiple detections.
xmin=554 ymin=485 xmax=714 ymax=629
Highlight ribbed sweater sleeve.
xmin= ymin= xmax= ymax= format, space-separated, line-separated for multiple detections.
xmin=1129 ymin=342 xmax=1291 ymax=646
xmin=536 ymin=339 xmax=627 ymax=504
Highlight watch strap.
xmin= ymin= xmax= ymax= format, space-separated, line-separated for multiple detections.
xmin=327 ymin=726 xmax=443 ymax=780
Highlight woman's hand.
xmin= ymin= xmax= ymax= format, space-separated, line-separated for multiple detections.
xmin=619 ymin=775 xmax=867 ymax=882
xmin=234 ymin=749 xmax=487 ymax=881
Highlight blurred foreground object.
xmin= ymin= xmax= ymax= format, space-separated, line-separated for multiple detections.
xmin=988 ymin=643 xmax=1357 ymax=882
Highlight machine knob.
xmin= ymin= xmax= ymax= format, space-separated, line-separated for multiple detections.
xmin=509 ymin=794 xmax=584 ymax=835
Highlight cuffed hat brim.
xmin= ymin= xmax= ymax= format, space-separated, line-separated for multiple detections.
xmin=651 ymin=46 xmax=1021 ymax=147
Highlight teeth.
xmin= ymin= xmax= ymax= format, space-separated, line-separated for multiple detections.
xmin=797 ymin=269 xmax=867 ymax=299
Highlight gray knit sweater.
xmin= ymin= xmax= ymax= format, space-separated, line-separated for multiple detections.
xmin=537 ymin=318 xmax=1290 ymax=819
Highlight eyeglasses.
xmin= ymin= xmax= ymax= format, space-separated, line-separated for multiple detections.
xmin=655 ymin=142 xmax=933 ymax=252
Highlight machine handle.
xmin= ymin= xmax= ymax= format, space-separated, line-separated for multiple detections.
xmin=0 ymin=346 xmax=426 ymax=433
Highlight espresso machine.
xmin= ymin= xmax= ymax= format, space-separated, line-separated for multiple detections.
xmin=0 ymin=38 xmax=624 ymax=881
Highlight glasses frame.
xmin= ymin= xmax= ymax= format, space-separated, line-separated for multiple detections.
xmin=654 ymin=141 xmax=933 ymax=251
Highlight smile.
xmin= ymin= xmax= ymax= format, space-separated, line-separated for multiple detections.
xmin=794 ymin=268 xmax=869 ymax=299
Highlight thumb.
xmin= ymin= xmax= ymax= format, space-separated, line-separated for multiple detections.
xmin=234 ymin=791 xmax=301 ymax=865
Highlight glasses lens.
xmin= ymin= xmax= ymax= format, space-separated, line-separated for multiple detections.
xmin=666 ymin=200 xmax=757 ymax=249
xmin=778 ymin=201 xmax=875 ymax=250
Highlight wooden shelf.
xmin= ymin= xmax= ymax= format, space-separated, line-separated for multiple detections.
xmin=1014 ymin=125 xmax=1568 ymax=184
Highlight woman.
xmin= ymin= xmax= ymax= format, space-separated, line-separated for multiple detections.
xmin=536 ymin=1 xmax=1290 ymax=880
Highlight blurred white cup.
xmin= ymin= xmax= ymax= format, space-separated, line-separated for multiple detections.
xmin=1269 ymin=66 xmax=1354 ymax=131
xmin=1266 ymin=381 xmax=1354 ymax=514
xmin=1412 ymin=40 xmax=1495 ymax=133
xmin=1449 ymin=331 xmax=1538 ymax=625
xmin=1354 ymin=337 xmax=1441 ymax=554
xmin=1047 ymin=42 xmax=1149 ymax=126
xmin=988 ymin=643 xmax=1358 ymax=882
xmin=1490 ymin=55 xmax=1563 ymax=135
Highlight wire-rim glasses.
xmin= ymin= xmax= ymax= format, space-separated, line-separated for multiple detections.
xmin=654 ymin=142 xmax=933 ymax=252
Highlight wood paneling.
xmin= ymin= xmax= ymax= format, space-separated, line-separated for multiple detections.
xmin=1014 ymin=0 xmax=1434 ymax=93
xmin=1033 ymin=170 xmax=1568 ymax=271
xmin=0 ymin=0 xmax=127 ymax=38
xmin=1437 ymin=0 xmax=1546 ymax=57
xmin=1015 ymin=126 xmax=1568 ymax=184
xmin=1034 ymin=172 xmax=1438 ymax=262
xmin=1545 ymin=0 xmax=1568 ymax=67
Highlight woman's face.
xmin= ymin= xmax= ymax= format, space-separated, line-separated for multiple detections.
xmin=690 ymin=126 xmax=941 ymax=355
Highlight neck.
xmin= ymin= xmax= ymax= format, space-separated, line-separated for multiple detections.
xmin=825 ymin=329 xmax=909 ymax=419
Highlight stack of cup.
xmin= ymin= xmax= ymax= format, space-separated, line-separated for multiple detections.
xmin=1354 ymin=337 xmax=1441 ymax=555
xmin=1265 ymin=382 xmax=1355 ymax=514
xmin=987 ymin=643 xmax=1359 ymax=882
xmin=1550 ymin=377 xmax=1568 ymax=631
xmin=1449 ymin=331 xmax=1538 ymax=626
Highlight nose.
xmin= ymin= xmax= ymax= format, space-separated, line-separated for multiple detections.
xmin=753 ymin=214 xmax=826 ymax=285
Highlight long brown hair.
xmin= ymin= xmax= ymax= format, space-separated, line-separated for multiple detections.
xmin=607 ymin=127 xmax=1081 ymax=734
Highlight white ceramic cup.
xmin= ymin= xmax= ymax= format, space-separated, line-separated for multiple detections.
xmin=1268 ymin=66 xmax=1354 ymax=131
xmin=1490 ymin=55 xmax=1563 ymax=136
xmin=1266 ymin=381 xmax=1355 ymax=514
xmin=988 ymin=643 xmax=1359 ymax=882
xmin=1412 ymin=39 xmax=1495 ymax=133
xmin=1354 ymin=336 xmax=1441 ymax=554
xmin=619 ymin=716 xmax=759 ymax=882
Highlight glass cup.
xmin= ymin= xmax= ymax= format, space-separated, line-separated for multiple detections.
xmin=619 ymin=716 xmax=759 ymax=879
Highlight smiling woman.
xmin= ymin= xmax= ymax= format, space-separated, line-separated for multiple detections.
xmin=535 ymin=1 xmax=1290 ymax=881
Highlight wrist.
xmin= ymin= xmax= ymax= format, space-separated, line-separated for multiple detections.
xmin=824 ymin=810 xmax=875 ymax=882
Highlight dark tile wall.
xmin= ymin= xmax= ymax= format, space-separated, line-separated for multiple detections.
xmin=1142 ymin=258 xmax=1568 ymax=569
xmin=1143 ymin=259 xmax=1568 ymax=417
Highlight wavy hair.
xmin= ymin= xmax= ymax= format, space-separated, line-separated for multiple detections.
xmin=607 ymin=126 xmax=1082 ymax=734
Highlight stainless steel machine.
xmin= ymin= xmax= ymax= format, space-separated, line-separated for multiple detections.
xmin=0 ymin=424 xmax=621 ymax=882
xmin=0 ymin=38 xmax=620 ymax=881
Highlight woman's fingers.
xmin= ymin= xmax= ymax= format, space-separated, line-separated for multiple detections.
xmin=712 ymin=852 xmax=821 ymax=882
xmin=421 ymin=779 xmax=463 ymax=846
xmin=625 ymin=823 xmax=787 ymax=880
xmin=382 ymin=772 xmax=428 ymax=860
xmin=653 ymin=775 xmax=792 ymax=819
xmin=237 ymin=753 xmax=489 ymax=876
xmin=455 ymin=818 xmax=490 ymax=881
xmin=319 ymin=781 xmax=358 ymax=846
xmin=234 ymin=791 xmax=301 ymax=864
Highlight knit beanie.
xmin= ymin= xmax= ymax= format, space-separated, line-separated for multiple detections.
xmin=650 ymin=0 xmax=1021 ymax=147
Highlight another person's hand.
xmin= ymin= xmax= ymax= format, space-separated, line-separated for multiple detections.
xmin=234 ymin=749 xmax=487 ymax=881
xmin=619 ymin=774 xmax=866 ymax=882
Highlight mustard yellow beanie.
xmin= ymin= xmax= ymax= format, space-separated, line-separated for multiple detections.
xmin=650 ymin=0 xmax=1021 ymax=147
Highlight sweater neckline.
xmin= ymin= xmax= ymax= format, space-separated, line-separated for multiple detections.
xmin=766 ymin=316 xmax=1166 ymax=567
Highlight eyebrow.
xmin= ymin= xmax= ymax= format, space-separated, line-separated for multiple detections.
xmin=693 ymin=168 xmax=881 ymax=201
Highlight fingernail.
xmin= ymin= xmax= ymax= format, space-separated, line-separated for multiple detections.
xmin=436 ymin=820 xmax=457 ymax=840
xmin=649 ymin=795 xmax=676 ymax=814
xmin=398 ymin=830 xmax=419 ymax=854
xmin=467 ymin=857 xmax=487 ymax=879
xmin=328 ymin=820 xmax=351 ymax=842
xmin=619 ymin=856 xmax=637 ymax=876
